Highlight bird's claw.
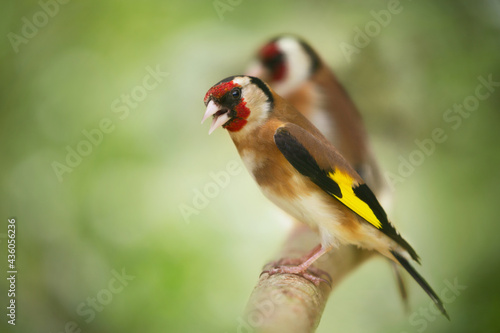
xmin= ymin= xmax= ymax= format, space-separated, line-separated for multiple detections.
xmin=261 ymin=265 xmax=332 ymax=287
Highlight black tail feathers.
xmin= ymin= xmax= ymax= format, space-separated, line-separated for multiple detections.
xmin=391 ymin=250 xmax=450 ymax=320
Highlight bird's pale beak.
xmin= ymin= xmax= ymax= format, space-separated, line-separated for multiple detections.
xmin=202 ymin=100 xmax=231 ymax=135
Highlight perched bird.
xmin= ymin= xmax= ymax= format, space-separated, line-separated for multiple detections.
xmin=201 ymin=75 xmax=449 ymax=319
xmin=247 ymin=35 xmax=408 ymax=303
xmin=246 ymin=35 xmax=388 ymax=202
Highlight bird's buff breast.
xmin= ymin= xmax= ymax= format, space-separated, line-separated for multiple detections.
xmin=240 ymin=149 xmax=345 ymax=247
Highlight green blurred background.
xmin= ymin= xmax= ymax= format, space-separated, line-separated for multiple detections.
xmin=1 ymin=0 xmax=499 ymax=332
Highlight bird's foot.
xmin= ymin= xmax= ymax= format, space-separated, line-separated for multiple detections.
xmin=261 ymin=264 xmax=331 ymax=287
xmin=264 ymin=256 xmax=305 ymax=268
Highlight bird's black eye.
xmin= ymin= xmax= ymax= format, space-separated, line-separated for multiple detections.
xmin=231 ymin=88 xmax=241 ymax=99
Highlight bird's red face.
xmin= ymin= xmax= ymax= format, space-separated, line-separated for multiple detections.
xmin=202 ymin=76 xmax=274 ymax=135
xmin=202 ymin=77 xmax=251 ymax=134
xmin=258 ymin=41 xmax=286 ymax=82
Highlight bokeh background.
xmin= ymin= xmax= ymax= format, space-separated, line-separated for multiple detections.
xmin=1 ymin=0 xmax=499 ymax=332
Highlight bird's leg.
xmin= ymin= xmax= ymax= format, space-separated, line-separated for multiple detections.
xmin=280 ymin=244 xmax=332 ymax=273
xmin=262 ymin=244 xmax=334 ymax=286
xmin=267 ymin=244 xmax=323 ymax=267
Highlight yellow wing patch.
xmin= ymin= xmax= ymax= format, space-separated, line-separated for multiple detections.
xmin=328 ymin=170 xmax=382 ymax=229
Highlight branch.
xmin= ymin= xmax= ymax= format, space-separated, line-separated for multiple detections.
xmin=241 ymin=225 xmax=373 ymax=333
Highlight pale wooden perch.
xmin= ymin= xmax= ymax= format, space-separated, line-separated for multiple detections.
xmin=242 ymin=225 xmax=374 ymax=333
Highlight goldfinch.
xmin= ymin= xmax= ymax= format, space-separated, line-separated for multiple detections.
xmin=247 ymin=35 xmax=407 ymax=302
xmin=202 ymin=75 xmax=449 ymax=319
xmin=246 ymin=35 xmax=388 ymax=201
